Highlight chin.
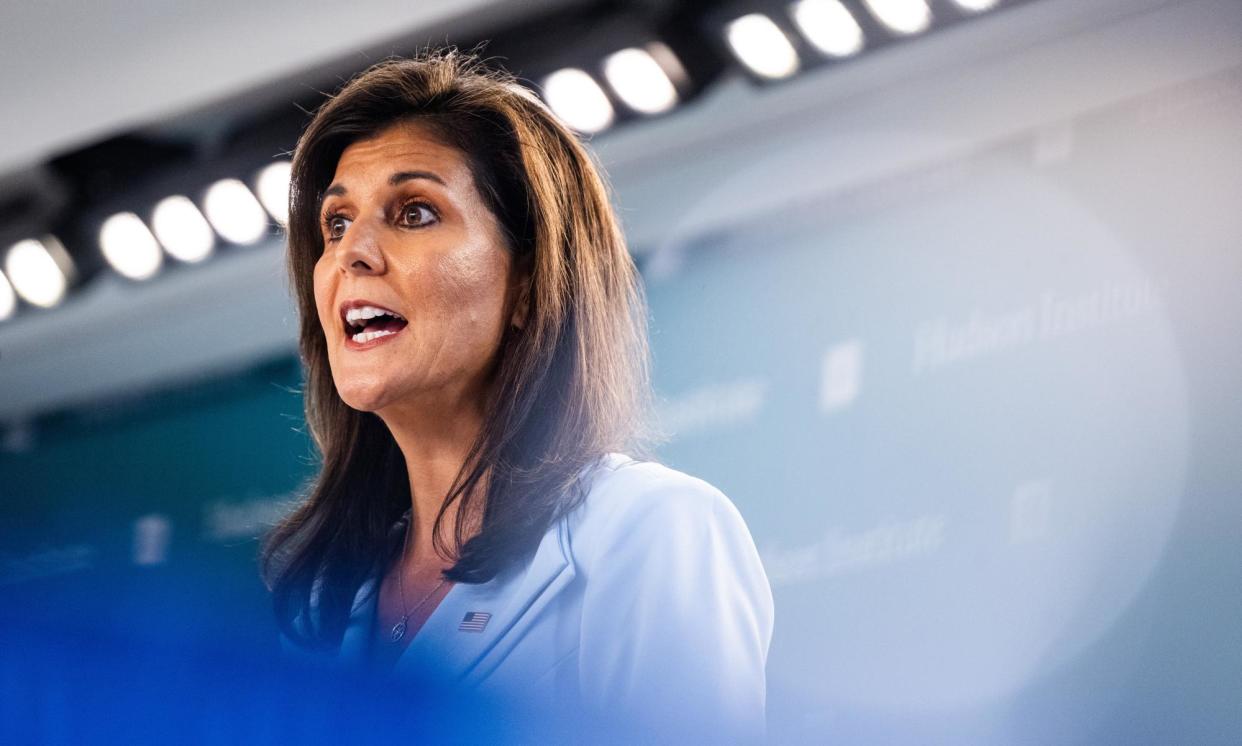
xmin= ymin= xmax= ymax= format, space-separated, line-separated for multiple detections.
xmin=334 ymin=378 xmax=398 ymax=414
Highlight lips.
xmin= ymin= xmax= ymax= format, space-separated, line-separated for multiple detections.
xmin=338 ymin=299 xmax=409 ymax=350
xmin=339 ymin=298 xmax=406 ymax=326
xmin=343 ymin=325 xmax=405 ymax=350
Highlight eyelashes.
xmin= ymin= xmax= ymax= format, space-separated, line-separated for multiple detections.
xmin=323 ymin=213 xmax=350 ymax=241
xmin=321 ymin=199 xmax=440 ymax=243
xmin=398 ymin=201 xmax=440 ymax=229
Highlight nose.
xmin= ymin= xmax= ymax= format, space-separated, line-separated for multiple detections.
xmin=335 ymin=217 xmax=387 ymax=275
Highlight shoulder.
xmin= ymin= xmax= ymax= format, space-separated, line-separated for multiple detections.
xmin=565 ymin=454 xmax=774 ymax=739
xmin=565 ymin=453 xmax=760 ymax=573
xmin=572 ymin=452 xmax=735 ymax=528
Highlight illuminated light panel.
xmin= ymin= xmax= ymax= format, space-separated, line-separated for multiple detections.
xmin=256 ymin=161 xmax=292 ymax=226
xmin=100 ymin=212 xmax=163 ymax=280
xmin=153 ymin=195 xmax=215 ymax=263
xmin=5 ymin=237 xmax=72 ymax=309
xmin=862 ymin=0 xmax=933 ymax=35
xmin=0 ymin=271 xmax=15 ymax=320
xmin=952 ymin=0 xmax=1000 ymax=11
xmin=603 ymin=46 xmax=680 ymax=115
xmin=203 ymin=178 xmax=269 ymax=245
xmin=726 ymin=14 xmax=800 ymax=80
xmin=543 ymin=68 xmax=615 ymax=133
xmin=791 ymin=0 xmax=866 ymax=58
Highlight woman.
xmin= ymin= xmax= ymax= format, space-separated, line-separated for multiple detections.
xmin=261 ymin=50 xmax=773 ymax=741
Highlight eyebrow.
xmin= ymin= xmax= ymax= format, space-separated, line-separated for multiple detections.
xmin=320 ymin=170 xmax=447 ymax=202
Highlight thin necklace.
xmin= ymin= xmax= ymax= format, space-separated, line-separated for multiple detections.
xmin=390 ymin=520 xmax=448 ymax=644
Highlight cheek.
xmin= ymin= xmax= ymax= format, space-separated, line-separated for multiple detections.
xmin=312 ymin=259 xmax=335 ymax=331
xmin=434 ymin=244 xmax=512 ymax=314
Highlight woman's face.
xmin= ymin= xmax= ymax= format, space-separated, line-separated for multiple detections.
xmin=312 ymin=121 xmax=526 ymax=416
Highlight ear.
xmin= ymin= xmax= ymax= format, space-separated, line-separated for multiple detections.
xmin=509 ymin=269 xmax=532 ymax=330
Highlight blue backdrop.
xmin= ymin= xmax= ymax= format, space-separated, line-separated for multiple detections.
xmin=3 ymin=65 xmax=1240 ymax=744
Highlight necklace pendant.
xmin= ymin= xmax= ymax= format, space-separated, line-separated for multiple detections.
xmin=390 ymin=618 xmax=408 ymax=643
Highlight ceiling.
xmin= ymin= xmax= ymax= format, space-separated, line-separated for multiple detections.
xmin=0 ymin=0 xmax=572 ymax=175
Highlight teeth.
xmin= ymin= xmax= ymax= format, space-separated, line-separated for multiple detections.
xmin=345 ymin=305 xmax=405 ymax=324
xmin=351 ymin=329 xmax=398 ymax=344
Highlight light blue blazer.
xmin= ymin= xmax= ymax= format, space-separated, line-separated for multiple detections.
xmin=286 ymin=453 xmax=774 ymax=741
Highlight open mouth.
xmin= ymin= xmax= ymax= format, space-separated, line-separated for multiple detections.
xmin=341 ymin=304 xmax=409 ymax=345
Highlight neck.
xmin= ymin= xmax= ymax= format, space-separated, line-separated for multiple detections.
xmin=378 ymin=385 xmax=489 ymax=567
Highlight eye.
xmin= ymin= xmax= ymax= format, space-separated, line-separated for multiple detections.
xmin=399 ymin=201 xmax=439 ymax=228
xmin=323 ymin=213 xmax=351 ymax=242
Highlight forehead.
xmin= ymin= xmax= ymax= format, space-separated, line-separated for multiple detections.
xmin=331 ymin=121 xmax=470 ymax=185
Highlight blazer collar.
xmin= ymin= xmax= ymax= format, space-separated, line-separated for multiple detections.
xmin=338 ymin=507 xmax=576 ymax=687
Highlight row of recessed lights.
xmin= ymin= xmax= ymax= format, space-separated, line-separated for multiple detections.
xmin=1 ymin=1 xmax=1003 ymax=321
xmin=0 ymin=47 xmax=685 ymax=316
xmin=727 ymin=0 xmax=1000 ymax=80
xmin=539 ymin=0 xmax=1002 ymax=134
xmin=540 ymin=42 xmax=690 ymax=134
xmin=0 ymin=161 xmax=291 ymax=322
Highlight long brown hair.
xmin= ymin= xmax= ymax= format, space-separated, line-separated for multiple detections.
xmin=261 ymin=49 xmax=653 ymax=649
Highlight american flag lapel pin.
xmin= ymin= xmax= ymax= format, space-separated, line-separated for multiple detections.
xmin=459 ymin=611 xmax=492 ymax=633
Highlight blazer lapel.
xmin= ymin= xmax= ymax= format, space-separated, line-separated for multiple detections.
xmin=338 ymin=574 xmax=380 ymax=664
xmin=336 ymin=509 xmax=409 ymax=665
xmin=393 ymin=516 xmax=576 ymax=687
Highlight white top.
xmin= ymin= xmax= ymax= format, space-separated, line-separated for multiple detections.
xmin=286 ymin=453 xmax=774 ymax=742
